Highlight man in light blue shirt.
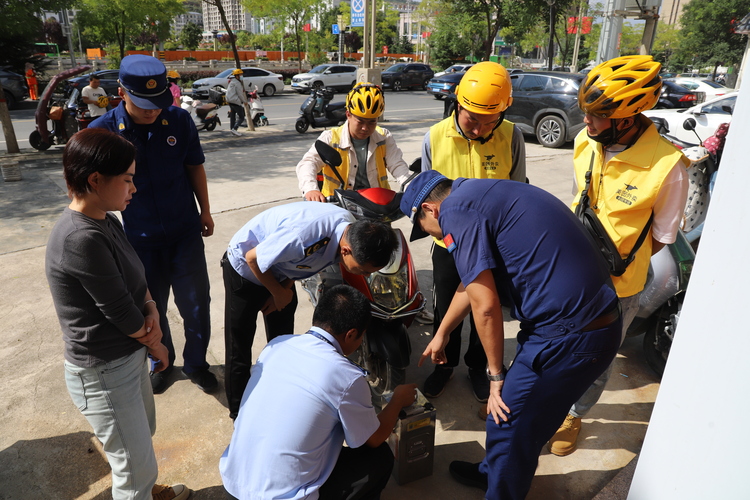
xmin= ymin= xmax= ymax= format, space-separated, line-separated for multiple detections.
xmin=220 ymin=285 xmax=417 ymax=500
xmin=221 ymin=201 xmax=399 ymax=419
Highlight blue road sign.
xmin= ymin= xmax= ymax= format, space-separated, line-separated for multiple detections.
xmin=351 ymin=0 xmax=364 ymax=27
xmin=332 ymin=24 xmax=340 ymax=35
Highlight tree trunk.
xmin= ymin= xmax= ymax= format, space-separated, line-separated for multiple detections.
xmin=0 ymin=86 xmax=20 ymax=154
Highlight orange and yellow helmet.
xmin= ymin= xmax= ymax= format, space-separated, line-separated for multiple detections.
xmin=578 ymin=55 xmax=662 ymax=119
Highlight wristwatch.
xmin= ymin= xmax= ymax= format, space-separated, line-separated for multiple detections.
xmin=486 ymin=367 xmax=505 ymax=382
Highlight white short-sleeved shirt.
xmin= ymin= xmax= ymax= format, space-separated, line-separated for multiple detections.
xmin=219 ymin=327 xmax=380 ymax=499
xmin=82 ymin=85 xmax=107 ymax=117
xmin=226 ymin=202 xmax=355 ymax=286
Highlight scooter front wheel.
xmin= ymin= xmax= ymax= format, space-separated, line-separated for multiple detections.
xmin=29 ymin=130 xmax=50 ymax=151
xmin=350 ymin=339 xmax=406 ymax=408
xmin=295 ymin=119 xmax=309 ymax=134
xmin=642 ymin=296 xmax=682 ymax=379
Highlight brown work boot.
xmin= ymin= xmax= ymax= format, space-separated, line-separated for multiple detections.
xmin=548 ymin=414 xmax=582 ymax=456
xmin=152 ymin=483 xmax=190 ymax=500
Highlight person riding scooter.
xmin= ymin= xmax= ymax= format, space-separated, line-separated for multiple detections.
xmin=295 ymin=82 xmax=434 ymax=325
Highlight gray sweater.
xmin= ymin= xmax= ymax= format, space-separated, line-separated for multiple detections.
xmin=46 ymin=208 xmax=147 ymax=367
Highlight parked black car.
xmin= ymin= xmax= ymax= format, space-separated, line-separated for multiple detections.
xmin=655 ymin=80 xmax=705 ymax=109
xmin=66 ymin=69 xmax=121 ymax=97
xmin=0 ymin=68 xmax=29 ymax=110
xmin=426 ymin=71 xmax=465 ymax=100
xmin=444 ymin=71 xmax=585 ymax=148
xmin=381 ymin=63 xmax=434 ymax=91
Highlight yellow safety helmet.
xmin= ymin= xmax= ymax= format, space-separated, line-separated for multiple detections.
xmin=455 ymin=62 xmax=513 ymax=114
xmin=578 ymin=55 xmax=662 ymax=119
xmin=346 ymin=82 xmax=385 ymax=119
xmin=232 ymin=68 xmax=244 ymax=76
xmin=167 ymin=70 xmax=181 ymax=80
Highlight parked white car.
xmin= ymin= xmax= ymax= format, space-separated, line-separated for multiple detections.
xmin=667 ymin=77 xmax=733 ymax=99
xmin=291 ymin=64 xmax=358 ymax=94
xmin=643 ymin=92 xmax=737 ymax=144
xmin=192 ymin=67 xmax=284 ymax=98
xmin=433 ymin=63 xmax=474 ymax=78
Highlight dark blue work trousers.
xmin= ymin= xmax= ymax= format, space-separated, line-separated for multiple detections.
xmin=480 ymin=319 xmax=622 ymax=499
xmin=133 ymin=231 xmax=211 ymax=374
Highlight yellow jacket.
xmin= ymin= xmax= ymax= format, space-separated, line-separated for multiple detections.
xmin=572 ymin=117 xmax=688 ymax=297
xmin=319 ymin=124 xmax=389 ymax=196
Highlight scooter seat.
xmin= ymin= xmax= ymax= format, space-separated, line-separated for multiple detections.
xmin=196 ymin=104 xmax=217 ymax=119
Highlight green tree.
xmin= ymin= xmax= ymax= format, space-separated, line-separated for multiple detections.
xmin=77 ymin=0 xmax=184 ymax=59
xmin=180 ymin=21 xmax=203 ymax=50
xmin=242 ymin=0 xmax=317 ymax=73
xmin=0 ymin=0 xmax=71 ymax=70
xmin=675 ymin=0 xmax=750 ymax=75
xmin=651 ymin=23 xmax=680 ymax=70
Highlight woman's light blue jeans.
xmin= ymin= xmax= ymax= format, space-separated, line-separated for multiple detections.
xmin=64 ymin=347 xmax=158 ymax=500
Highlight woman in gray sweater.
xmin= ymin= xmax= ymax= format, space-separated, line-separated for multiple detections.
xmin=45 ymin=128 xmax=189 ymax=500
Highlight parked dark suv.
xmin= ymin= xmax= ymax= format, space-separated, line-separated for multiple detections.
xmin=381 ymin=63 xmax=434 ymax=91
xmin=67 ymin=69 xmax=121 ymax=97
xmin=0 ymin=68 xmax=28 ymax=110
xmin=444 ymin=71 xmax=585 ymax=148
xmin=507 ymin=71 xmax=585 ymax=148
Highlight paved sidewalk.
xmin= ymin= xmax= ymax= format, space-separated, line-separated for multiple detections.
xmin=0 ymin=119 xmax=656 ymax=499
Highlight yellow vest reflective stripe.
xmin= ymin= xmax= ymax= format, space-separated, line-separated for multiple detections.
xmin=429 ymin=116 xmax=515 ymax=180
xmin=571 ymin=118 xmax=688 ymax=297
xmin=429 ymin=116 xmax=515 ymax=247
xmin=321 ymin=125 xmax=389 ymax=197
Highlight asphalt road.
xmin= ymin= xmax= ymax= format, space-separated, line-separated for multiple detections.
xmin=1 ymin=88 xmax=449 ymax=152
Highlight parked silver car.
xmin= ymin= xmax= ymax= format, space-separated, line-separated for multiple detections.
xmin=291 ymin=64 xmax=358 ymax=94
xmin=192 ymin=67 xmax=284 ymax=98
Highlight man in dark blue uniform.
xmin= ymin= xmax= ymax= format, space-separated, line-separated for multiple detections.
xmin=90 ymin=55 xmax=216 ymax=394
xmin=401 ymin=171 xmax=622 ymax=499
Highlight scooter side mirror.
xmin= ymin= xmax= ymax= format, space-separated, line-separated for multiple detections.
xmin=409 ymin=158 xmax=422 ymax=173
xmin=683 ymin=118 xmax=697 ymax=131
xmin=721 ymin=105 xmax=733 ymax=115
xmin=315 ymin=140 xmax=342 ymax=168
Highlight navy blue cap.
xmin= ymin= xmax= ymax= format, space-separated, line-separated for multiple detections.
xmin=400 ymin=170 xmax=448 ymax=241
xmin=118 ymin=55 xmax=173 ymax=110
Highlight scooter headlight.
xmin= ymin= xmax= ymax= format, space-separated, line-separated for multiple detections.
xmin=366 ymin=267 xmax=409 ymax=311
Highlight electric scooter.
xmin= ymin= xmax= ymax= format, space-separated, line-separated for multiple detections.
xmin=295 ymin=87 xmax=347 ymax=134
xmin=180 ymin=94 xmax=221 ymax=132
xmin=300 ymin=141 xmax=425 ymax=406
xmin=248 ymin=88 xmax=269 ymax=127
xmin=628 ymin=118 xmax=723 ymax=377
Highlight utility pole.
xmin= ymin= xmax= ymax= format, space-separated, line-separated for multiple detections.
xmin=570 ymin=0 xmax=586 ymax=72
xmin=61 ymin=9 xmax=76 ymax=66
xmin=546 ymin=0 xmax=556 ymax=70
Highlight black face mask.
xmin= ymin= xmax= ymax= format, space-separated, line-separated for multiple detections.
xmin=587 ymin=125 xmax=616 ymax=145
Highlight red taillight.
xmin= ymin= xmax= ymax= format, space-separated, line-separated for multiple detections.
xmin=679 ymin=94 xmax=697 ymax=102
xmin=277 ymin=76 xmax=282 ymax=80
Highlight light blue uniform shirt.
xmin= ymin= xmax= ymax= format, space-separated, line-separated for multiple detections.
xmin=219 ymin=326 xmax=380 ymax=499
xmin=227 ymin=202 xmax=355 ymax=286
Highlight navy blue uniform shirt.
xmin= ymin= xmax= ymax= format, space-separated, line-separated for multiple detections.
xmin=90 ymin=104 xmax=206 ymax=246
xmin=441 ymin=178 xmax=617 ymax=335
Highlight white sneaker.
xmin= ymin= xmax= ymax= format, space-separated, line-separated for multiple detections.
xmin=230 ymin=129 xmax=242 ymax=136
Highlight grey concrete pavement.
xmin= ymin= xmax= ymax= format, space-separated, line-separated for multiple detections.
xmin=0 ymin=116 xmax=657 ymax=499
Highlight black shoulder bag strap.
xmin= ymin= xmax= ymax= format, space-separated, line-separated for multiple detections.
xmin=576 ymin=151 xmax=654 ymax=276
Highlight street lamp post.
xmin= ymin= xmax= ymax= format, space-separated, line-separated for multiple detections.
xmin=212 ymin=30 xmax=218 ymax=51
xmin=546 ymin=0 xmax=556 ymax=70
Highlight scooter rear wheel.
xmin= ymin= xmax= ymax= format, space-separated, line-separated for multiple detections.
xmin=205 ymin=120 xmax=217 ymax=132
xmin=642 ymin=297 xmax=681 ymax=379
xmin=295 ymin=119 xmax=309 ymax=134
xmin=29 ymin=130 xmax=50 ymax=151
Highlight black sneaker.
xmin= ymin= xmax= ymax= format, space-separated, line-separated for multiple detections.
xmin=150 ymin=365 xmax=174 ymax=395
xmin=467 ymin=368 xmax=490 ymax=403
xmin=182 ymin=368 xmax=218 ymax=393
xmin=449 ymin=461 xmax=488 ymax=491
xmin=423 ymin=366 xmax=454 ymax=398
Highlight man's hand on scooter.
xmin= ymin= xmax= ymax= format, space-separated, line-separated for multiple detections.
xmin=305 ymin=190 xmax=327 ymax=202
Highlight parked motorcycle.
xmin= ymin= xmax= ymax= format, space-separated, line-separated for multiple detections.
xmin=180 ymin=91 xmax=221 ymax=132
xmin=295 ymin=87 xmax=346 ymax=134
xmin=30 ymin=65 xmax=91 ymax=151
xmin=300 ymin=141 xmax=425 ymax=406
xmin=628 ymin=118 xmax=722 ymax=377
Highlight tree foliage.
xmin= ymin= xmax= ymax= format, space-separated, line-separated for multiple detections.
xmin=180 ymin=22 xmax=203 ymax=50
xmin=0 ymin=0 xmax=71 ymax=70
xmin=675 ymin=0 xmax=750 ymax=72
xmin=242 ymin=0 xmax=318 ymax=72
xmin=77 ymin=0 xmax=184 ymax=59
